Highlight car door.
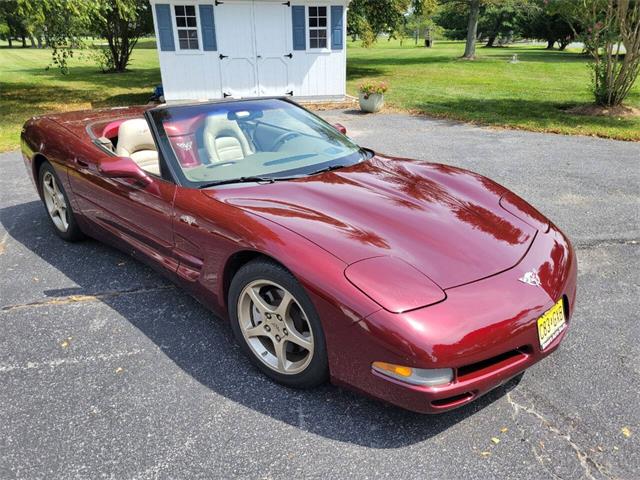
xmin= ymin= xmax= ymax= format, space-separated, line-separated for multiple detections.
xmin=68 ymin=141 xmax=179 ymax=279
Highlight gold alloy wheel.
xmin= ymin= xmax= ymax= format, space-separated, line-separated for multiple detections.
xmin=42 ymin=171 xmax=69 ymax=233
xmin=237 ymin=279 xmax=314 ymax=375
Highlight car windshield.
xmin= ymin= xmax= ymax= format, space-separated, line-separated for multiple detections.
xmin=148 ymin=98 xmax=366 ymax=187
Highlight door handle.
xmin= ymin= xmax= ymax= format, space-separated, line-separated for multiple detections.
xmin=219 ymin=53 xmax=228 ymax=59
xmin=74 ymin=157 xmax=89 ymax=167
xmin=284 ymin=53 xmax=293 ymax=59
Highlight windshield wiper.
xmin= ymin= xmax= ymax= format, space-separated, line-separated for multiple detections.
xmin=197 ymin=176 xmax=278 ymax=188
xmin=308 ymin=164 xmax=348 ymax=176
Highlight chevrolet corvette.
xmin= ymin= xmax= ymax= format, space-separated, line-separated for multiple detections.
xmin=20 ymin=98 xmax=577 ymax=413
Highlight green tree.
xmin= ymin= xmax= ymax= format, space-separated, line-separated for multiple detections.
xmin=463 ymin=0 xmax=481 ymax=58
xmin=90 ymin=0 xmax=153 ymax=72
xmin=436 ymin=0 xmax=486 ymax=58
xmin=480 ymin=0 xmax=535 ymax=47
xmin=0 ymin=0 xmax=29 ymax=47
xmin=519 ymin=0 xmax=576 ymax=50
xmin=553 ymin=0 xmax=640 ymax=106
xmin=347 ymin=0 xmax=437 ymax=47
xmin=437 ymin=0 xmax=533 ymax=56
xmin=17 ymin=0 xmax=152 ymax=73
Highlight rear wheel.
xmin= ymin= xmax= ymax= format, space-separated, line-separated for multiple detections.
xmin=228 ymin=259 xmax=328 ymax=388
xmin=39 ymin=162 xmax=83 ymax=241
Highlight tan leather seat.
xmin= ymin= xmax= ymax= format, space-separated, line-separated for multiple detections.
xmin=115 ymin=119 xmax=160 ymax=176
xmin=203 ymin=115 xmax=252 ymax=163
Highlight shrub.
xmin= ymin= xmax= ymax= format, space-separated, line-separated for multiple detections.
xmin=358 ymin=81 xmax=389 ymax=98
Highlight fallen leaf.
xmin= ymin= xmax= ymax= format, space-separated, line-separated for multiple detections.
xmin=622 ymin=427 xmax=632 ymax=438
xmin=33 ymin=277 xmax=39 ymax=282
xmin=597 ymin=446 xmax=603 ymax=452
xmin=480 ymin=451 xmax=491 ymax=456
xmin=115 ymin=367 xmax=124 ymax=374
xmin=491 ymin=437 xmax=500 ymax=444
xmin=500 ymin=427 xmax=508 ymax=433
xmin=613 ymin=446 xmax=619 ymax=451
xmin=60 ymin=337 xmax=72 ymax=348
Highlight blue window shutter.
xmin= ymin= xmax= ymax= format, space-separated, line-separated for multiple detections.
xmin=155 ymin=4 xmax=175 ymax=51
xmin=199 ymin=5 xmax=217 ymax=51
xmin=331 ymin=6 xmax=343 ymax=50
xmin=291 ymin=6 xmax=306 ymax=51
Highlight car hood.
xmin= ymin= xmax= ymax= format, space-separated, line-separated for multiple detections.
xmin=208 ymin=156 xmax=536 ymax=289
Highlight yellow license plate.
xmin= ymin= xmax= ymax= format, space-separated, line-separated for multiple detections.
xmin=537 ymin=299 xmax=566 ymax=350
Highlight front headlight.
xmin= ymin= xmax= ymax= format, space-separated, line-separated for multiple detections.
xmin=372 ymin=361 xmax=454 ymax=386
xmin=344 ymin=256 xmax=446 ymax=313
xmin=500 ymin=191 xmax=550 ymax=233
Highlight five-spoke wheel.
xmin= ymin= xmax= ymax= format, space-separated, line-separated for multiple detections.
xmin=38 ymin=162 xmax=83 ymax=241
xmin=238 ymin=280 xmax=314 ymax=375
xmin=229 ymin=259 xmax=328 ymax=387
xmin=42 ymin=170 xmax=69 ymax=233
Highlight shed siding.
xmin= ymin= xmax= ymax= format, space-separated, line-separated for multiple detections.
xmin=150 ymin=0 xmax=347 ymax=101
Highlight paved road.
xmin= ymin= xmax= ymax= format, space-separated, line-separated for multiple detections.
xmin=1 ymin=112 xmax=638 ymax=479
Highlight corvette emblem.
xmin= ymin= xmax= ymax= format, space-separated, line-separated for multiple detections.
xmin=179 ymin=214 xmax=198 ymax=226
xmin=519 ymin=269 xmax=541 ymax=287
xmin=176 ymin=141 xmax=193 ymax=151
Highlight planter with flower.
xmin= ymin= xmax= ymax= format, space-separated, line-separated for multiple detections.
xmin=358 ymin=81 xmax=388 ymax=113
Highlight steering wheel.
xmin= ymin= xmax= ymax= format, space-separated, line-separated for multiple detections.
xmin=206 ymin=160 xmax=237 ymax=169
xmin=270 ymin=131 xmax=301 ymax=151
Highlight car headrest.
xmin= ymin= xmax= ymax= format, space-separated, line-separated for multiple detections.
xmin=203 ymin=114 xmax=252 ymax=162
xmin=116 ymin=118 xmax=156 ymax=157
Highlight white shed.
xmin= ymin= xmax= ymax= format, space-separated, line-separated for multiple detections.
xmin=149 ymin=0 xmax=349 ymax=102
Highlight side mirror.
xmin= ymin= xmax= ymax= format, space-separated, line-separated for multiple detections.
xmin=333 ymin=123 xmax=347 ymax=135
xmin=99 ymin=157 xmax=152 ymax=186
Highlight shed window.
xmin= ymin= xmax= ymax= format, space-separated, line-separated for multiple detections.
xmin=174 ymin=5 xmax=199 ymax=50
xmin=308 ymin=6 xmax=327 ymax=49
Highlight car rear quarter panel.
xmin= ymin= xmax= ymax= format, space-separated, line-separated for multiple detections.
xmin=21 ymin=118 xmax=75 ymax=193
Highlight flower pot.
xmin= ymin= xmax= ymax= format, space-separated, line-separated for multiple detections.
xmin=359 ymin=92 xmax=384 ymax=113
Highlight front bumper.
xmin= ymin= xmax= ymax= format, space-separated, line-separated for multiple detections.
xmin=329 ymin=225 xmax=577 ymax=414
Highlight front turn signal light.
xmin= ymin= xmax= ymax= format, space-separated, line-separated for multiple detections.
xmin=372 ymin=361 xmax=453 ymax=386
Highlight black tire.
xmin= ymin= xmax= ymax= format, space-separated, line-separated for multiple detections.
xmin=38 ymin=162 xmax=84 ymax=242
xmin=228 ymin=258 xmax=329 ymax=388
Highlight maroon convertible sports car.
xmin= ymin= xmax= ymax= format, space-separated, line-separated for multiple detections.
xmin=21 ymin=98 xmax=577 ymax=414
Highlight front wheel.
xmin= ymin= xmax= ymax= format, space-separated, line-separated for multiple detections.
xmin=39 ymin=162 xmax=84 ymax=242
xmin=228 ymin=259 xmax=329 ymax=388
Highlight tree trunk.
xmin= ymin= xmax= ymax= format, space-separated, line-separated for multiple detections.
xmin=486 ymin=35 xmax=497 ymax=48
xmin=29 ymin=35 xmax=36 ymax=48
xmin=8 ymin=37 xmax=12 ymax=48
xmin=558 ymin=40 xmax=569 ymax=51
xmin=546 ymin=39 xmax=555 ymax=49
xmin=463 ymin=0 xmax=480 ymax=59
xmin=37 ymin=36 xmax=43 ymax=48
xmin=21 ymin=35 xmax=26 ymax=47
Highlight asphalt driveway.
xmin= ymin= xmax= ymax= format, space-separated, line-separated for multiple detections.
xmin=1 ymin=111 xmax=638 ymax=479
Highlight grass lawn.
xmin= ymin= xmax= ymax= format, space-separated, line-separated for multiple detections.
xmin=0 ymin=38 xmax=161 ymax=152
xmin=347 ymin=39 xmax=640 ymax=141
xmin=1 ymin=38 xmax=639 ymax=152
